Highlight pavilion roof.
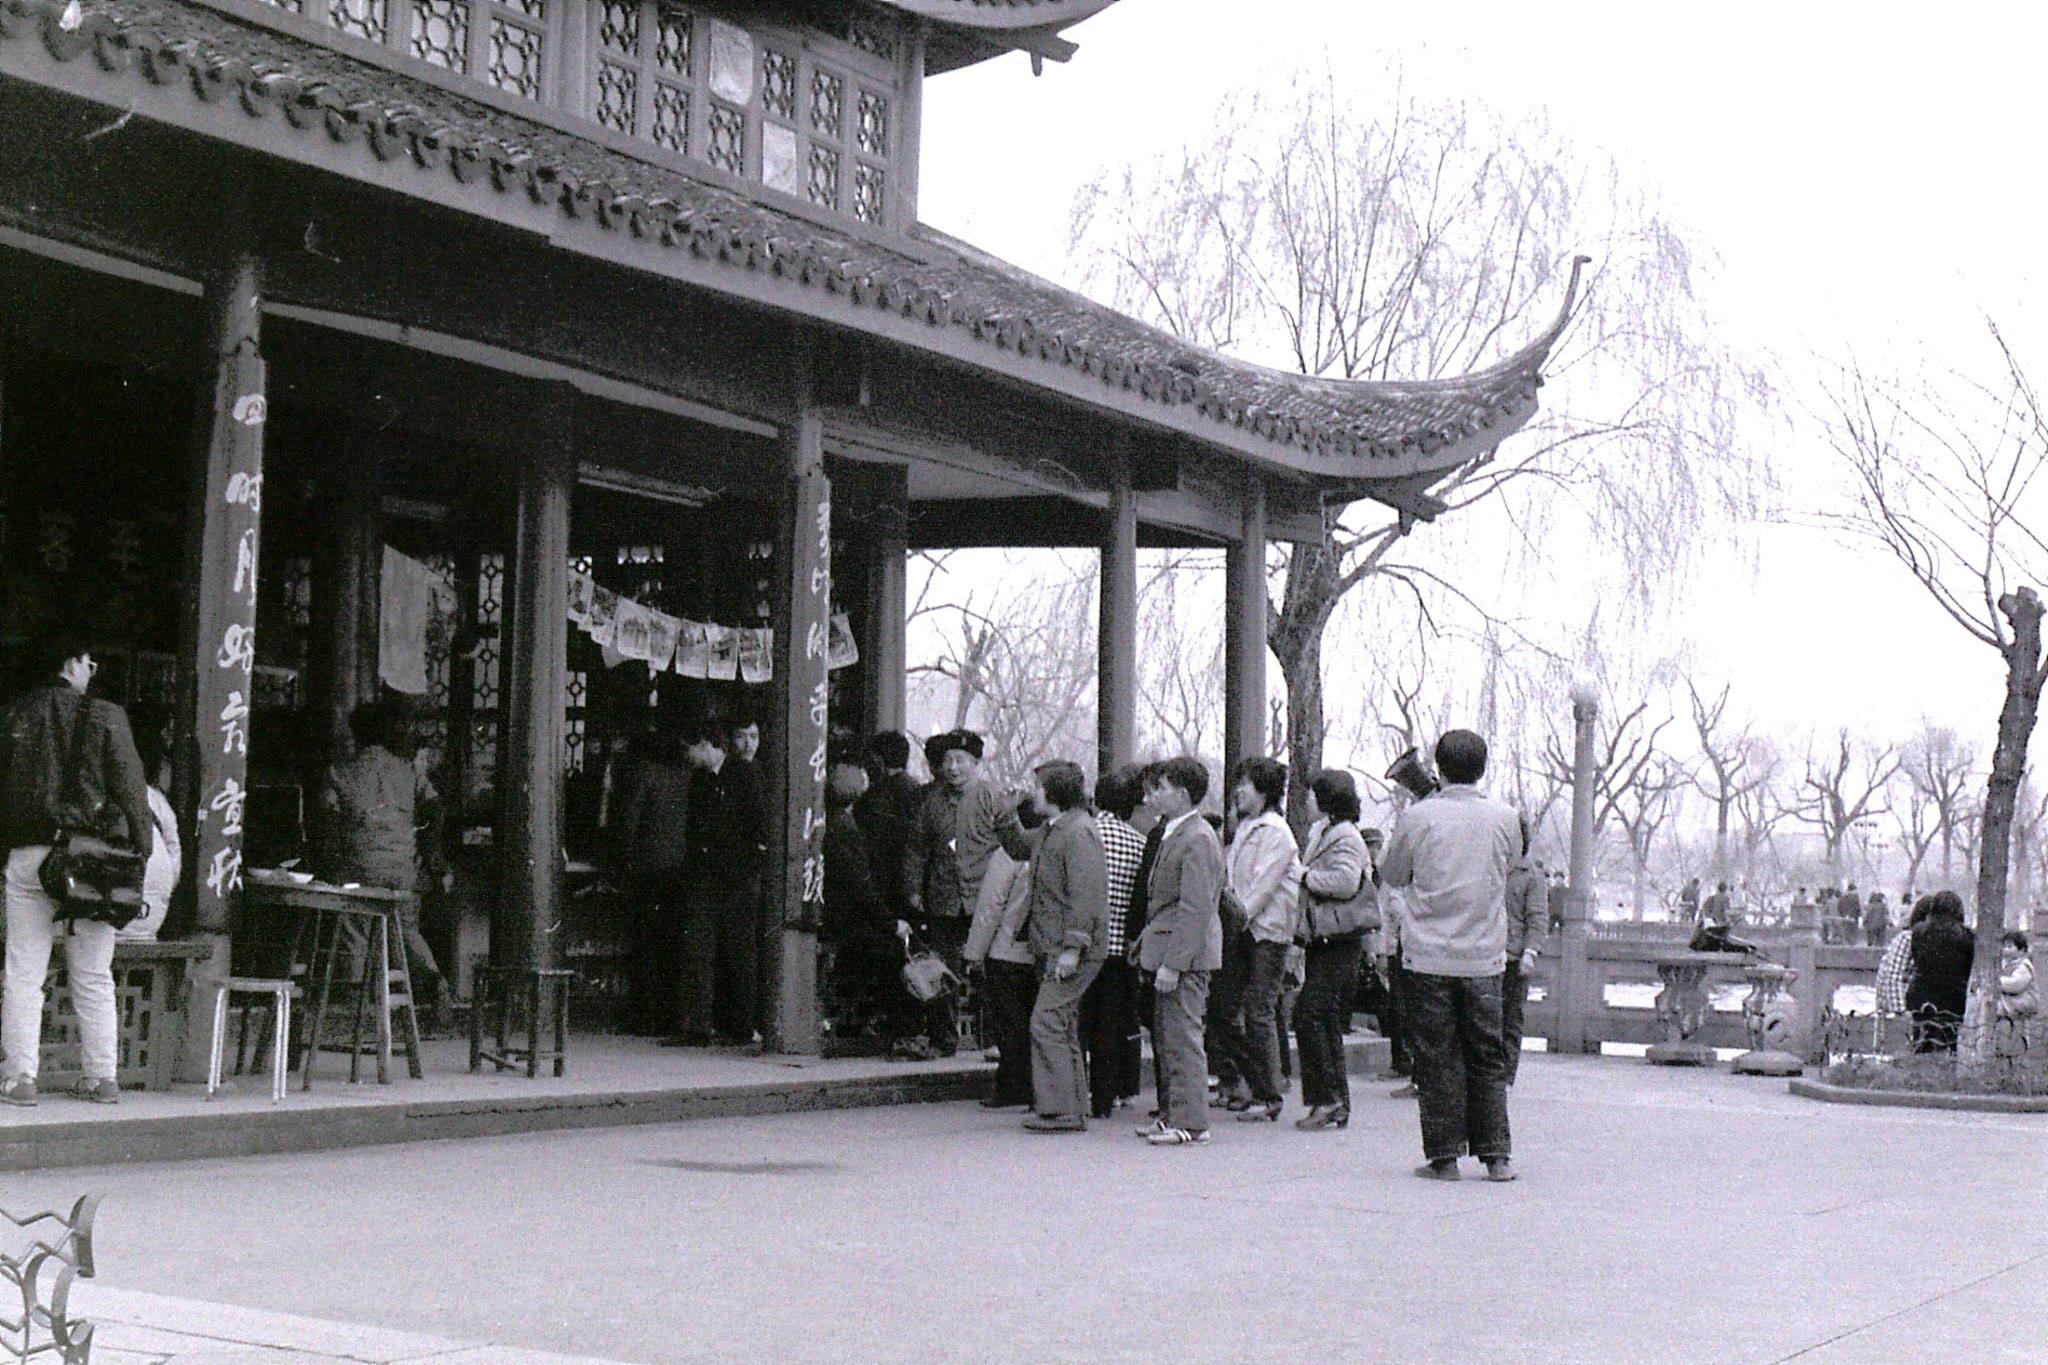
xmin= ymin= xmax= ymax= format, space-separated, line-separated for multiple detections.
xmin=0 ymin=0 xmax=1574 ymax=490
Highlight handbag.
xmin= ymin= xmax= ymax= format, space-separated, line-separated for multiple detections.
xmin=902 ymin=948 xmax=961 ymax=1002
xmin=36 ymin=702 xmax=145 ymax=930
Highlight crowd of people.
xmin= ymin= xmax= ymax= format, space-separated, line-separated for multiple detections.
xmin=821 ymin=722 xmax=1535 ymax=1176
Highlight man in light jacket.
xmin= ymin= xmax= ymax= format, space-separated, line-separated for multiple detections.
xmin=1501 ymin=816 xmax=1548 ymax=1086
xmin=1377 ymin=729 xmax=1521 ymax=1182
xmin=1222 ymin=756 xmax=1299 ymax=1120
xmin=1020 ymin=760 xmax=1108 ymax=1132
xmin=1134 ymin=757 xmax=1225 ymax=1146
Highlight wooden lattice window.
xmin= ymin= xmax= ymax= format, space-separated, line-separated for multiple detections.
xmin=281 ymin=0 xmax=557 ymax=100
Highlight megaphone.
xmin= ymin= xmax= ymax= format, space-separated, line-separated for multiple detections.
xmin=1385 ymin=747 xmax=1440 ymax=801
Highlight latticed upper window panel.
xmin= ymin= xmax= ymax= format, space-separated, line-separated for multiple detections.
xmin=330 ymin=0 xmax=388 ymax=43
xmin=488 ymin=17 xmax=544 ymax=97
xmin=809 ymin=69 xmax=843 ymax=138
xmin=761 ymin=48 xmax=798 ymax=119
xmin=856 ymin=90 xmax=888 ymax=157
xmin=654 ymin=5 xmax=691 ymax=76
xmin=599 ymin=0 xmax=639 ymax=54
xmin=807 ymin=143 xmax=840 ymax=210
xmin=410 ymin=0 xmax=470 ymax=72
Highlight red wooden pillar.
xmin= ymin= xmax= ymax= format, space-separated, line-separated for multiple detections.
xmin=766 ymin=350 xmax=829 ymax=1054
xmin=1098 ymin=438 xmax=1138 ymax=774
xmin=1223 ymin=475 xmax=1268 ymax=787
xmin=174 ymin=251 xmax=264 ymax=1079
xmin=497 ymin=388 xmax=575 ymax=972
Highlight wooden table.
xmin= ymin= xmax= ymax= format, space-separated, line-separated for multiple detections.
xmin=243 ymin=872 xmax=412 ymax=1085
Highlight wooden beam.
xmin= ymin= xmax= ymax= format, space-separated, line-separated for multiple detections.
xmin=1098 ymin=438 xmax=1137 ymax=775
xmin=766 ymin=347 xmax=829 ymax=1054
xmin=1223 ymin=477 xmax=1268 ymax=786
xmin=497 ymin=386 xmax=576 ymax=971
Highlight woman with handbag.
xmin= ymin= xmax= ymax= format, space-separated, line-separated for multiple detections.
xmin=1292 ymin=769 xmax=1376 ymax=1131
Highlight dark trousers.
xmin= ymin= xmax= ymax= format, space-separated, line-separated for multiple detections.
xmin=1382 ymin=951 xmax=1412 ymax=1074
xmin=677 ymin=866 xmax=732 ymax=1042
xmin=1296 ymin=935 xmax=1363 ymax=1110
xmin=1030 ymin=958 xmax=1103 ymax=1119
xmin=1080 ymin=958 xmax=1143 ymax=1116
xmin=627 ymin=868 xmax=687 ymax=1036
xmin=1206 ymin=927 xmax=1252 ymax=1092
xmin=1405 ymin=971 xmax=1512 ymax=1163
xmin=1153 ymin=968 xmax=1212 ymax=1133
xmin=716 ymin=869 xmax=760 ymax=1042
xmin=983 ymin=958 xmax=1037 ymax=1105
xmin=1501 ymin=962 xmax=1529 ymax=1084
xmin=1240 ymin=939 xmax=1291 ymax=1105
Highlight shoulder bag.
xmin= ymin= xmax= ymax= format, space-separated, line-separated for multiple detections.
xmin=38 ymin=702 xmax=145 ymax=930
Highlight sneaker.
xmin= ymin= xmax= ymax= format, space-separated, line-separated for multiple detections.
xmin=1134 ymin=1116 xmax=1168 ymax=1138
xmin=72 ymin=1078 xmax=119 ymax=1105
xmin=1147 ymin=1126 xmax=1211 ymax=1146
xmin=1414 ymin=1159 xmax=1461 ymax=1181
xmin=1 ymin=1076 xmax=35 ymax=1107
xmin=1483 ymin=1158 xmax=1518 ymax=1183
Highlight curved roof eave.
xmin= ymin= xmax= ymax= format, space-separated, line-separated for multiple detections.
xmin=872 ymin=0 xmax=1121 ymax=31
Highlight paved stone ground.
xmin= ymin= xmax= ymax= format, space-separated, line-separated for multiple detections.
xmin=15 ymin=1054 xmax=2048 ymax=1365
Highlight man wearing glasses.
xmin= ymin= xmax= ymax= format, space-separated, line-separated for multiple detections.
xmin=0 ymin=634 xmax=152 ymax=1106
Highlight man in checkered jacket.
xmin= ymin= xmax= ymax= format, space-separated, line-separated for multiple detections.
xmin=1081 ymin=764 xmax=1150 ymax=1119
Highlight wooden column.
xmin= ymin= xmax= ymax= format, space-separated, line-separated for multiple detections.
xmin=766 ymin=349 xmax=830 ymax=1054
xmin=1223 ymin=476 xmax=1268 ymax=786
xmin=496 ymin=389 xmax=575 ymax=971
xmin=862 ymin=464 xmax=909 ymax=737
xmin=1098 ymin=439 xmax=1138 ymax=774
xmin=173 ymin=251 xmax=264 ymax=1080
xmin=322 ymin=454 xmax=380 ymax=760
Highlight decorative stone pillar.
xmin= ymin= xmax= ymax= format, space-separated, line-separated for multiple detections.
xmin=1551 ymin=682 xmax=1599 ymax=1055
xmin=1645 ymin=952 xmax=1718 ymax=1066
xmin=1731 ymin=961 xmax=1804 ymax=1075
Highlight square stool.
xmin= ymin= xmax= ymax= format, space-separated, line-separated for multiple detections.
xmin=469 ymin=966 xmax=574 ymax=1078
xmin=207 ymin=978 xmax=299 ymax=1103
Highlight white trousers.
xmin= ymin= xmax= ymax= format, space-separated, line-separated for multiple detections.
xmin=3 ymin=845 xmax=118 ymax=1082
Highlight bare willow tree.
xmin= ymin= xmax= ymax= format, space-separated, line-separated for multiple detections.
xmin=1792 ymin=730 xmax=1900 ymax=881
xmin=1823 ymin=322 xmax=2048 ymax=1053
xmin=1899 ymin=722 xmax=1980 ymax=884
xmin=1071 ymin=76 xmax=1771 ymax=807
xmin=1687 ymin=680 xmax=1773 ymax=884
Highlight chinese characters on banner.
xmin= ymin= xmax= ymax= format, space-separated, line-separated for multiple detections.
xmin=792 ymin=473 xmax=831 ymax=922
xmin=196 ymin=359 xmax=265 ymax=922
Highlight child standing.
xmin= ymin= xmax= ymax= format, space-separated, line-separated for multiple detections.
xmin=1998 ymin=931 xmax=2039 ymax=1021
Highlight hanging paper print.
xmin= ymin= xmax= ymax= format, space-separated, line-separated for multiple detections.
xmin=614 ymin=599 xmax=652 ymax=662
xmin=585 ymin=586 xmax=620 ymax=647
xmin=826 ymin=612 xmax=860 ymax=671
xmin=705 ymin=624 xmax=741 ymax=681
xmin=567 ymin=571 xmax=595 ymax=625
xmin=674 ymin=620 xmax=712 ymax=678
xmin=739 ymin=627 xmax=773 ymax=684
xmin=646 ymin=611 xmax=681 ymax=673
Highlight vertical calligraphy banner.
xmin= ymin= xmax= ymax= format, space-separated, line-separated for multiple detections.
xmin=192 ymin=333 xmax=264 ymax=932
xmin=791 ymin=464 xmax=831 ymax=927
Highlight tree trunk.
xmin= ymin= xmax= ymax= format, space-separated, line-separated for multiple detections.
xmin=1970 ymin=588 xmax=2047 ymax=1064
xmin=1271 ymin=533 xmax=1342 ymax=830
xmin=1714 ymin=801 xmax=1730 ymax=886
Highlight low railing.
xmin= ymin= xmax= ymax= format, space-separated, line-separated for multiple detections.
xmin=1522 ymin=926 xmax=1884 ymax=1062
xmin=1 ymin=1196 xmax=99 ymax=1365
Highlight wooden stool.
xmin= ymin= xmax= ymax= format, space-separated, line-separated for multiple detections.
xmin=469 ymin=966 xmax=574 ymax=1078
xmin=206 ymin=978 xmax=299 ymax=1103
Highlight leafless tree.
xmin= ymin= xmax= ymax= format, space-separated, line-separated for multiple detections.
xmin=1072 ymin=78 xmax=1772 ymax=810
xmin=1730 ymin=744 xmax=1791 ymax=888
xmin=1687 ymin=680 xmax=1773 ymax=885
xmin=1611 ymin=753 xmax=1688 ymax=919
xmin=1541 ymin=694 xmax=1673 ymax=908
xmin=1792 ymin=730 xmax=1901 ymax=879
xmin=1822 ymin=321 xmax=2048 ymax=1049
xmin=1897 ymin=722 xmax=1980 ymax=884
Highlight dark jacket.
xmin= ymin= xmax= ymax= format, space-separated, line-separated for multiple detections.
xmin=1906 ymin=917 xmax=1975 ymax=1018
xmin=824 ymin=803 xmax=895 ymax=958
xmin=1024 ymin=807 xmax=1109 ymax=963
xmin=853 ymin=769 xmax=920 ymax=910
xmin=0 ymin=684 xmax=151 ymax=854
xmin=319 ymin=744 xmax=430 ymax=892
xmin=614 ymin=754 xmax=693 ymax=872
xmin=905 ymin=781 xmax=965 ymax=918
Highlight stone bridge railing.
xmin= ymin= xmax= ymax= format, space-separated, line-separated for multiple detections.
xmin=1520 ymin=924 xmax=1886 ymax=1063
xmin=2 ymin=1196 xmax=99 ymax=1365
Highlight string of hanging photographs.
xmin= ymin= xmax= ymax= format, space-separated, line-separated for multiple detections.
xmin=567 ymin=571 xmax=859 ymax=683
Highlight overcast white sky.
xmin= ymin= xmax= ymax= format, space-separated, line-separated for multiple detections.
xmin=908 ymin=2 xmax=2048 ymax=754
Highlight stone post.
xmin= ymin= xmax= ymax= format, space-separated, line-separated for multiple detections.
xmin=1552 ymin=681 xmax=1599 ymax=1055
